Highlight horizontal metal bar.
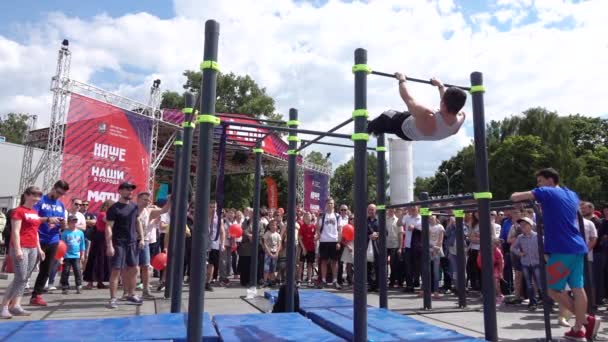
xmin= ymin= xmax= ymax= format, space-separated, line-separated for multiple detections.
xmin=296 ymin=118 xmax=353 ymax=152
xmin=386 ymin=194 xmax=475 ymax=209
xmin=219 ymin=113 xmax=285 ymax=125
xmin=370 ymin=71 xmax=471 ymax=91
xmin=426 ymin=199 xmax=515 ymax=212
xmin=301 ymin=139 xmax=375 ymax=151
xmin=219 ymin=127 xmax=268 ymax=135
xmin=224 ymin=121 xmax=351 ymax=139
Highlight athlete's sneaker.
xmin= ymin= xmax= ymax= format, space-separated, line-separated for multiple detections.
xmin=107 ymin=298 xmax=118 ymax=309
xmin=584 ymin=315 xmax=600 ymax=341
xmin=29 ymin=295 xmax=48 ymax=306
xmin=563 ymin=328 xmax=586 ymax=342
xmin=125 ymin=295 xmax=143 ymax=306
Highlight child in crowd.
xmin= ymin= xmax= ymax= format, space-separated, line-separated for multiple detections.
xmin=478 ymin=238 xmax=505 ymax=304
xmin=511 ymin=217 xmax=542 ymax=311
xmin=60 ymin=215 xmax=86 ymax=294
xmin=298 ymin=212 xmax=316 ymax=285
xmin=263 ymin=219 xmax=281 ymax=287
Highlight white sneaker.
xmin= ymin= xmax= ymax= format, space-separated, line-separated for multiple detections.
xmin=48 ymin=286 xmax=57 ymax=291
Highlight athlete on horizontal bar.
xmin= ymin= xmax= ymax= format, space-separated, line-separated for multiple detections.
xmin=367 ymin=72 xmax=467 ymax=141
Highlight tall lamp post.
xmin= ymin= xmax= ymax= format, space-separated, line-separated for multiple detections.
xmin=440 ymin=169 xmax=462 ymax=196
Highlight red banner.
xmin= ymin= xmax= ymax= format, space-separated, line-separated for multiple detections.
xmin=60 ymin=94 xmax=153 ymax=213
xmin=265 ymin=177 xmax=278 ymax=209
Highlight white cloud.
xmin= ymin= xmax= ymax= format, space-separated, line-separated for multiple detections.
xmin=0 ymin=0 xmax=606 ymax=178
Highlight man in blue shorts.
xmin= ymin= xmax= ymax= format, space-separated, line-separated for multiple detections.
xmin=511 ymin=168 xmax=599 ymax=341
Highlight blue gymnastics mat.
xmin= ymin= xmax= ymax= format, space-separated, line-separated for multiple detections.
xmin=213 ymin=312 xmax=345 ymax=342
xmin=0 ymin=312 xmax=219 ymax=342
xmin=307 ymin=307 xmax=482 ymax=342
xmin=264 ymin=289 xmax=353 ymax=313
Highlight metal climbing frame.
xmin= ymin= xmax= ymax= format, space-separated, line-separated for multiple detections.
xmin=25 ymin=40 xmax=174 ymax=193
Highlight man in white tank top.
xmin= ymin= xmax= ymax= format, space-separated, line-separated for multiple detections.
xmin=367 ymin=72 xmax=467 ymax=141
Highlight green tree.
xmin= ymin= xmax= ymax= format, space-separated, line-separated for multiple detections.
xmin=567 ymin=114 xmax=608 ymax=154
xmin=414 ymin=176 xmax=436 ymax=196
xmin=0 ymin=113 xmax=30 ymax=144
xmin=160 ymin=90 xmax=185 ymax=109
xmin=488 ymin=135 xmax=552 ymax=199
xmin=331 ymin=153 xmax=383 ymax=208
xmin=179 ymin=71 xmax=283 ymax=122
xmin=304 ymin=151 xmax=331 ymax=168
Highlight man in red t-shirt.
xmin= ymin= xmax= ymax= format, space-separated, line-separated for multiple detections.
xmin=298 ymin=212 xmax=316 ymax=285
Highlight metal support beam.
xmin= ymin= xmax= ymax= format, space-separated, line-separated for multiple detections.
xmin=370 ymin=70 xmax=471 ymax=91
xmin=353 ymin=47 xmax=369 ymax=342
xmin=285 ymin=108 xmax=298 ymax=312
xmin=171 ymin=94 xmax=195 ymax=312
xmin=420 ymin=192 xmax=432 ymax=310
xmin=470 ymin=72 xmax=497 ymax=342
xmin=376 ymin=134 xmax=388 ymax=309
xmin=224 ymin=121 xmax=351 ymax=139
xmin=301 ymin=139 xmax=376 ymax=151
xmin=454 ymin=211 xmax=467 ymax=308
xmin=164 ymin=129 xmax=183 ymax=299
xmin=385 ymin=195 xmax=476 ymax=209
xmin=188 ymin=20 xmax=219 ymax=342
xmin=295 ymin=118 xmax=353 ymax=152
xmin=219 ymin=113 xmax=286 ymax=125
xmin=529 ymin=202 xmax=552 ymax=341
xmin=250 ymin=142 xmax=263 ymax=288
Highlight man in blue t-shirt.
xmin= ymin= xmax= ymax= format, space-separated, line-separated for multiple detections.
xmin=30 ymin=180 xmax=70 ymax=307
xmin=511 ymin=168 xmax=599 ymax=341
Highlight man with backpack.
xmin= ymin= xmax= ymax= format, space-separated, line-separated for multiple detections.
xmin=315 ymin=198 xmax=342 ymax=289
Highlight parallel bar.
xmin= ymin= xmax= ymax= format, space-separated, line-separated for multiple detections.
xmin=420 ymin=193 xmax=432 ymax=310
xmin=385 ymin=195 xmax=475 ymax=209
xmin=427 ymin=199 xmax=514 ymax=212
xmin=164 ymin=129 xmax=183 ymax=299
xmin=471 ymin=71 xmax=497 ymax=342
xmin=529 ymin=202 xmax=552 ymax=341
xmin=224 ymin=121 xmax=351 ymax=139
xmin=285 ymin=108 xmax=298 ymax=312
xmin=218 ymin=127 xmax=268 ymax=135
xmin=353 ymin=47 xmax=369 ymax=342
xmin=376 ymin=134 xmax=388 ymax=309
xmin=455 ymin=215 xmax=467 ymax=308
xmin=301 ymin=139 xmax=376 ymax=151
xmin=578 ymin=212 xmax=595 ymax=315
xmin=218 ymin=113 xmax=286 ymax=125
xmin=370 ymin=70 xmax=471 ymax=91
xmin=295 ymin=118 xmax=353 ymax=152
xmin=187 ymin=19 xmax=219 ymax=342
xmin=170 ymin=94 xmax=194 ymax=312
xmin=249 ymin=141 xmax=263 ymax=288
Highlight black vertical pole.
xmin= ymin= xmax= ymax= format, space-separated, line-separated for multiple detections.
xmin=170 ymin=94 xmax=195 ymax=312
xmin=420 ymin=192 xmax=432 ymax=310
xmin=454 ymin=210 xmax=467 ymax=308
xmin=285 ymin=108 xmax=298 ymax=312
xmin=188 ymin=20 xmax=219 ymax=342
xmin=471 ymin=71 xmax=498 ymax=342
xmin=164 ymin=130 xmax=183 ymax=299
xmin=376 ymin=134 xmax=388 ymax=309
xmin=530 ymin=202 xmax=552 ymax=341
xmin=577 ymin=212 xmax=595 ymax=315
xmin=250 ymin=142 xmax=263 ymax=288
xmin=353 ymin=48 xmax=369 ymax=342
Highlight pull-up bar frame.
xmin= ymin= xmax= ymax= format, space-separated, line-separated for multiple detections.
xmin=370 ymin=70 xmax=471 ymax=91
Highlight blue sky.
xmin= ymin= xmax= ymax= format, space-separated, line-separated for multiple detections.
xmin=1 ymin=0 xmax=604 ymax=177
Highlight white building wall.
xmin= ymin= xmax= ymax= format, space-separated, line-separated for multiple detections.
xmin=0 ymin=141 xmax=45 ymax=203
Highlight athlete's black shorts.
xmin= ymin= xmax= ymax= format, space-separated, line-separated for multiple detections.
xmin=367 ymin=110 xmax=412 ymax=141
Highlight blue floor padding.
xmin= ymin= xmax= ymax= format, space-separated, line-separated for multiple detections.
xmin=213 ymin=312 xmax=345 ymax=341
xmin=0 ymin=312 xmax=219 ymax=342
xmin=307 ymin=307 xmax=481 ymax=342
xmin=264 ymin=289 xmax=353 ymax=313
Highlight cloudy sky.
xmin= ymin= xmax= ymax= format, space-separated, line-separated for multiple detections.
xmin=1 ymin=0 xmax=606 ymax=177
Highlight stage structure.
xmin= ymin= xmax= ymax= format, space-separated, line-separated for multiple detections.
xmin=20 ymin=40 xmax=331 ymax=208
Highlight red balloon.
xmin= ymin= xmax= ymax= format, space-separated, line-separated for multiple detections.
xmin=342 ymin=224 xmax=354 ymax=242
xmin=228 ymin=224 xmax=243 ymax=238
xmin=151 ymin=252 xmax=168 ymax=271
xmin=55 ymin=240 xmax=67 ymax=259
